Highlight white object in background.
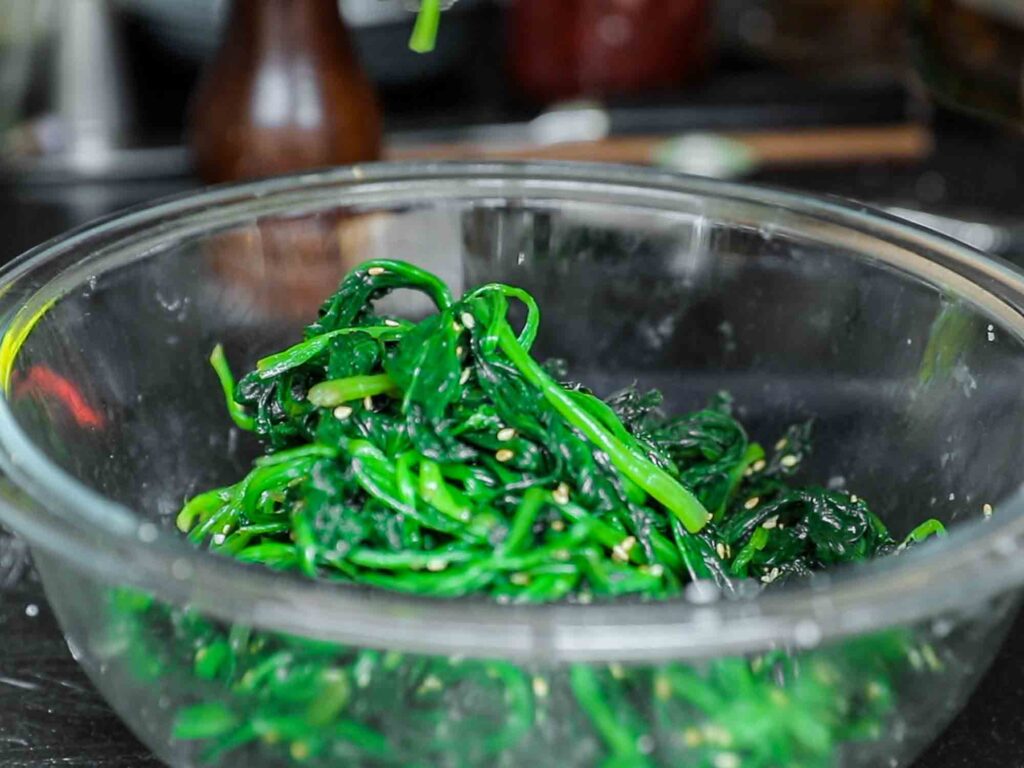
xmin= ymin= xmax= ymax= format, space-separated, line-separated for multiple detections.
xmin=55 ymin=0 xmax=134 ymax=172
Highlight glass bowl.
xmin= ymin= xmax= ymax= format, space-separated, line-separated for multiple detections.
xmin=0 ymin=162 xmax=1023 ymax=768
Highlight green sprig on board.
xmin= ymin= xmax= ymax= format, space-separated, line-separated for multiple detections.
xmin=115 ymin=259 xmax=951 ymax=767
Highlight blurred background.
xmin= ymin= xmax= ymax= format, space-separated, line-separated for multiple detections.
xmin=1 ymin=1 xmax=1024 ymax=766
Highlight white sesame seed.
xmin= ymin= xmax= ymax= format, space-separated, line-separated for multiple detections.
xmin=553 ymin=549 xmax=571 ymax=562
xmin=922 ymin=644 xmax=943 ymax=671
xmin=333 ymin=405 xmax=353 ymax=420
xmin=497 ymin=427 xmax=517 ymax=442
xmin=775 ymin=438 xmax=788 ymax=450
xmin=984 ymin=503 xmax=994 ymax=517
xmin=682 ymin=727 xmax=702 ymax=747
xmin=714 ymin=752 xmax=740 ymax=768
xmin=612 ymin=536 xmax=637 ymax=563
xmin=459 ymin=368 xmax=472 ymax=385
xmin=752 ymin=459 xmax=767 ymax=472
xmin=419 ymin=674 xmax=443 ymax=693
xmin=648 ymin=564 xmax=665 ymax=578
xmin=609 ymin=662 xmax=625 ymax=679
xmin=384 ymin=319 xmax=400 ymax=327
xmin=705 ymin=725 xmax=734 ymax=747
xmin=496 ymin=448 xmax=514 ymax=463
xmin=637 ymin=734 xmax=655 ymax=755
xmin=762 ymin=516 xmax=779 ymax=530
xmin=426 ymin=559 xmax=448 ymax=572
xmin=363 ymin=395 xmax=374 ymax=411
xmin=780 ymin=454 xmax=799 ymax=468
xmin=552 ymin=483 xmax=570 ymax=505
xmin=577 ymin=591 xmax=593 ymax=604
xmin=212 ymin=533 xmax=225 ymax=546
xmin=716 ymin=542 xmax=727 ymax=559
xmin=744 ymin=496 xmax=760 ymax=510
xmin=460 ymin=312 xmax=476 ymax=330
xmin=367 ymin=266 xmax=386 ymax=276
xmin=551 ymin=519 xmax=566 ymax=532
xmin=455 ymin=346 xmax=464 ymax=357
xmin=510 ymin=572 xmax=530 ymax=585
xmin=452 ymin=322 xmax=462 ymax=333
xmin=532 ymin=677 xmax=549 ymax=697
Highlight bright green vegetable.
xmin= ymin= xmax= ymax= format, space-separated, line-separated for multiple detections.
xmin=112 ymin=259 xmax=952 ymax=767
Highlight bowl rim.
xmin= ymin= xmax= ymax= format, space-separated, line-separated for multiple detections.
xmin=1 ymin=160 xmax=1024 ymax=662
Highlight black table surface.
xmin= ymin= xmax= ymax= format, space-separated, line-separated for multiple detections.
xmin=2 ymin=107 xmax=1024 ymax=766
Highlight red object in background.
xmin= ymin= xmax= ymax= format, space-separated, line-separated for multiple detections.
xmin=13 ymin=366 xmax=105 ymax=430
xmin=509 ymin=0 xmax=710 ymax=102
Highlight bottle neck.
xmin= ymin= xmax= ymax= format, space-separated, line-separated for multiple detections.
xmin=224 ymin=0 xmax=353 ymax=56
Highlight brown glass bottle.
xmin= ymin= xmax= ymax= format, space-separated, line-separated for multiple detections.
xmin=190 ymin=0 xmax=381 ymax=183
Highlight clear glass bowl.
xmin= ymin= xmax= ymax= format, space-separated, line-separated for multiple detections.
xmin=1 ymin=162 xmax=1023 ymax=768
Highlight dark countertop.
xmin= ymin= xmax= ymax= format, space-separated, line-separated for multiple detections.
xmin=1 ymin=79 xmax=1024 ymax=765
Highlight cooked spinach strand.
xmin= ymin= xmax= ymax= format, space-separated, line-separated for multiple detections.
xmin=114 ymin=259 xmax=949 ymax=767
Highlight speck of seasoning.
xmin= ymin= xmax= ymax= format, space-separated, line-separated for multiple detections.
xmin=384 ymin=319 xmax=401 ymax=327
xmin=577 ymin=591 xmax=593 ymax=604
xmin=334 ymin=405 xmax=353 ymax=420
xmin=761 ymin=567 xmax=781 ymax=584
xmin=495 ymin=448 xmax=514 ymax=463
xmin=290 ymin=741 xmax=311 ymax=761
xmin=497 ymin=427 xmax=517 ymax=442
xmin=426 ymin=559 xmax=448 ymax=572
xmin=655 ymin=675 xmax=672 ymax=701
xmin=762 ymin=516 xmax=779 ymax=530
xmin=25 ymin=604 xmax=38 ymax=618
xmin=532 ymin=676 xmax=549 ymax=697
xmin=775 ymin=437 xmax=788 ymax=450
xmin=752 ymin=459 xmax=767 ymax=472
xmin=609 ymin=663 xmax=626 ymax=679
xmin=705 ymin=725 xmax=734 ymax=747
xmin=455 ymin=346 xmax=464 ymax=357
xmin=780 ymin=454 xmax=799 ymax=468
xmin=460 ymin=312 xmax=476 ymax=330
xmin=612 ymin=536 xmax=636 ymax=562
xmin=682 ymin=727 xmax=703 ymax=747
xmin=716 ymin=542 xmax=727 ymax=559
xmin=460 ymin=368 xmax=472 ymax=385
xmin=908 ymin=648 xmax=924 ymax=670
xmin=744 ymin=496 xmax=760 ymax=510
xmin=452 ymin=322 xmax=463 ymax=333
xmin=212 ymin=533 xmax=226 ymax=546
xmin=948 ymin=492 xmax=956 ymax=501
xmin=553 ymin=549 xmax=571 ymax=562
xmin=714 ymin=753 xmax=740 ymax=768
xmin=648 ymin=564 xmax=665 ymax=578
xmin=367 ymin=266 xmax=386 ymax=276
xmin=363 ymin=395 xmax=374 ymax=411
xmin=419 ymin=674 xmax=443 ymax=693
xmin=551 ymin=519 xmax=566 ymax=532
xmin=922 ymin=644 xmax=943 ymax=671
xmin=850 ymin=494 xmax=859 ymax=503
xmin=552 ymin=482 xmax=570 ymax=505
xmin=984 ymin=503 xmax=994 ymax=517
xmin=637 ymin=734 xmax=655 ymax=755
xmin=510 ymin=572 xmax=530 ymax=586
